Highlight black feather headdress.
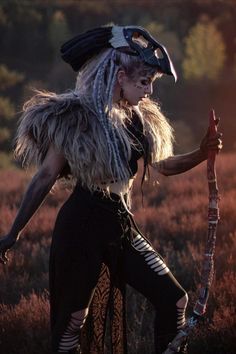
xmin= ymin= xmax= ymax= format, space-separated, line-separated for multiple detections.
xmin=61 ymin=25 xmax=177 ymax=81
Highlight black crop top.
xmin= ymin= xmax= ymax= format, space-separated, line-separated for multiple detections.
xmin=125 ymin=111 xmax=149 ymax=177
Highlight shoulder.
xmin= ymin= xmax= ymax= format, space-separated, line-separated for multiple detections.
xmin=15 ymin=90 xmax=91 ymax=167
xmin=18 ymin=91 xmax=91 ymax=139
xmin=22 ymin=90 xmax=84 ymax=118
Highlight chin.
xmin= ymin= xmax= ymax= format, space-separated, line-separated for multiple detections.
xmin=124 ymin=96 xmax=138 ymax=106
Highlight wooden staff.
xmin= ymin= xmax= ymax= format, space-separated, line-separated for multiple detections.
xmin=163 ymin=109 xmax=220 ymax=354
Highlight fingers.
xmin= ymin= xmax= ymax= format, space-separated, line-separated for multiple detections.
xmin=207 ymin=137 xmax=223 ymax=145
xmin=208 ymin=132 xmax=222 ymax=139
xmin=0 ymin=238 xmax=13 ymax=265
xmin=207 ymin=143 xmax=223 ymax=151
xmin=0 ymin=253 xmax=9 ymax=264
xmin=207 ymin=140 xmax=223 ymax=153
xmin=0 ymin=251 xmax=9 ymax=265
xmin=204 ymin=112 xmax=222 ymax=153
xmin=205 ymin=131 xmax=223 ymax=153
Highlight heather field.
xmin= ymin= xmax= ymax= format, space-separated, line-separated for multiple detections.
xmin=0 ymin=153 xmax=235 ymax=354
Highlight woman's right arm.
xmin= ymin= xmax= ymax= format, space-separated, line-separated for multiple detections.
xmin=0 ymin=144 xmax=67 ymax=264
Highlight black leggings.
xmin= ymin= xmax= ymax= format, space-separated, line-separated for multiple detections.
xmin=49 ymin=186 xmax=187 ymax=353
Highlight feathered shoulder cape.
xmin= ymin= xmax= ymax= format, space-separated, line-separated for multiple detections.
xmin=15 ymin=91 xmax=117 ymax=188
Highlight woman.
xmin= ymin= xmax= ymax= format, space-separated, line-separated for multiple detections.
xmin=0 ymin=25 xmax=222 ymax=354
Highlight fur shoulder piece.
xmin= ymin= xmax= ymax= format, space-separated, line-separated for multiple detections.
xmin=138 ymin=100 xmax=174 ymax=163
xmin=14 ymin=91 xmax=111 ymax=188
xmin=15 ymin=91 xmax=83 ymax=166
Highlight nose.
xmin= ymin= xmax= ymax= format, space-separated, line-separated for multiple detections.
xmin=145 ymin=82 xmax=153 ymax=96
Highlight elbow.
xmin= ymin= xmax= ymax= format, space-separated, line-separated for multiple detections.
xmin=158 ymin=169 xmax=169 ymax=177
xmin=161 ymin=170 xmax=177 ymax=176
xmin=153 ymin=159 xmax=174 ymax=177
xmin=153 ymin=163 xmax=171 ymax=177
xmin=34 ymin=168 xmax=58 ymax=188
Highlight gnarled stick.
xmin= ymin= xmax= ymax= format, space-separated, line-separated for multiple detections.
xmin=162 ymin=109 xmax=220 ymax=354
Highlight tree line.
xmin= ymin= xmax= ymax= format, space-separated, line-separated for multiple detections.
xmin=0 ymin=0 xmax=235 ymax=167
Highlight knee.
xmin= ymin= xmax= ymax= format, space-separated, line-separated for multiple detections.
xmin=69 ymin=308 xmax=89 ymax=329
xmin=176 ymin=292 xmax=188 ymax=308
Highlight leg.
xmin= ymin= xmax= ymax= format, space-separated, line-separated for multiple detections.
xmin=123 ymin=233 xmax=188 ymax=354
xmin=49 ymin=196 xmax=103 ymax=353
xmin=57 ymin=308 xmax=89 ymax=353
xmin=49 ymin=242 xmax=103 ymax=353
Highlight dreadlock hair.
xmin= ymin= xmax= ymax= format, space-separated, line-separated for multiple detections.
xmin=75 ymin=49 xmax=131 ymax=183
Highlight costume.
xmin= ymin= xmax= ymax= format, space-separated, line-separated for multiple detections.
xmin=50 ymin=184 xmax=185 ymax=353
xmin=15 ymin=25 xmax=187 ymax=353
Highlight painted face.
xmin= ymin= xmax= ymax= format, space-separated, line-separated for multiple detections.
xmin=122 ymin=73 xmax=156 ymax=106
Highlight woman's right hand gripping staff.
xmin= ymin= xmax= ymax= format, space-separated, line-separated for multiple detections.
xmin=0 ymin=144 xmax=66 ymax=265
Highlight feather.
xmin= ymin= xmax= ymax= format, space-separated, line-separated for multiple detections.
xmin=109 ymin=26 xmax=129 ymax=48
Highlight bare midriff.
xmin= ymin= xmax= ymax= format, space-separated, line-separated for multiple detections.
xmin=97 ymin=177 xmax=136 ymax=196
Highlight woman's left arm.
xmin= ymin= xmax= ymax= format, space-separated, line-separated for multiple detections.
xmin=153 ymin=128 xmax=223 ymax=176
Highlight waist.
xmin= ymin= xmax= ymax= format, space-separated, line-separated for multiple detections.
xmin=73 ymin=184 xmax=126 ymax=210
xmin=96 ymin=178 xmax=135 ymax=195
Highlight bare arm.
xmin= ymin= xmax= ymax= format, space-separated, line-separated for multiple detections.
xmin=0 ymin=145 xmax=66 ymax=263
xmin=154 ymin=122 xmax=223 ymax=177
xmin=10 ymin=145 xmax=67 ymax=239
xmin=153 ymin=148 xmax=206 ymax=176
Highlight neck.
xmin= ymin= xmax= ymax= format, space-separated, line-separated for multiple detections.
xmin=113 ymin=83 xmax=122 ymax=104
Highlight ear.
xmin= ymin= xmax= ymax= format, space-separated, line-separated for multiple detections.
xmin=117 ymin=69 xmax=127 ymax=86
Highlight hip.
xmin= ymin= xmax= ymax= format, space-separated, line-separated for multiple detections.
xmin=52 ymin=185 xmax=131 ymax=248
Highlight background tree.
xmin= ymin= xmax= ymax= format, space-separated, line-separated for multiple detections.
xmin=0 ymin=65 xmax=24 ymax=149
xmin=182 ymin=16 xmax=226 ymax=81
xmin=47 ymin=10 xmax=72 ymax=90
xmin=48 ymin=10 xmax=70 ymax=56
xmin=145 ymin=21 xmax=183 ymax=64
xmin=0 ymin=64 xmax=24 ymax=167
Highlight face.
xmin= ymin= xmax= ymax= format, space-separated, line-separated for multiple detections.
xmin=117 ymin=70 xmax=157 ymax=106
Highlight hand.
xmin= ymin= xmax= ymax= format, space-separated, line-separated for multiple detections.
xmin=0 ymin=234 xmax=17 ymax=264
xmin=200 ymin=117 xmax=223 ymax=155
